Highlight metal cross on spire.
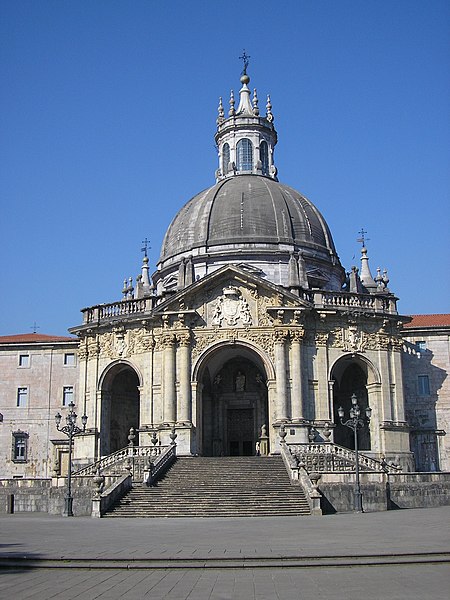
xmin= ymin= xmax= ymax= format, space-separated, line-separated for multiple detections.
xmin=356 ymin=228 xmax=370 ymax=248
xmin=141 ymin=238 xmax=151 ymax=258
xmin=239 ymin=50 xmax=250 ymax=75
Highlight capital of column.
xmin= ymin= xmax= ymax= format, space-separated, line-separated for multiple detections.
xmin=176 ymin=331 xmax=191 ymax=347
xmin=161 ymin=332 xmax=176 ymax=349
xmin=290 ymin=328 xmax=305 ymax=343
xmin=274 ymin=328 xmax=289 ymax=344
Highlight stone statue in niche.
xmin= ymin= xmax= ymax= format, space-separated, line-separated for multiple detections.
xmin=212 ymin=286 xmax=253 ymax=327
xmin=235 ymin=371 xmax=246 ymax=392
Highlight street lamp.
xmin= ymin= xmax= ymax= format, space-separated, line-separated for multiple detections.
xmin=338 ymin=393 xmax=372 ymax=513
xmin=55 ymin=401 xmax=88 ymax=517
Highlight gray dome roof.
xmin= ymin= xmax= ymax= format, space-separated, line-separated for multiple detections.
xmin=159 ymin=175 xmax=338 ymax=263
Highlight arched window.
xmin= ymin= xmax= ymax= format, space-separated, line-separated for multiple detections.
xmin=236 ymin=138 xmax=253 ymax=171
xmin=260 ymin=141 xmax=269 ymax=175
xmin=222 ymin=143 xmax=230 ymax=175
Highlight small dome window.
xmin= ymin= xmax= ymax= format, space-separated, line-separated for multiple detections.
xmin=260 ymin=141 xmax=269 ymax=175
xmin=222 ymin=143 xmax=230 ymax=174
xmin=237 ymin=138 xmax=253 ymax=171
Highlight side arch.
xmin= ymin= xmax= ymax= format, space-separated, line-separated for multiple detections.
xmin=330 ymin=353 xmax=379 ymax=451
xmin=98 ymin=360 xmax=142 ymax=455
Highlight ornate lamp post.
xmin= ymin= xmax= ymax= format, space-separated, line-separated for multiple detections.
xmin=55 ymin=401 xmax=88 ymax=517
xmin=338 ymin=393 xmax=372 ymax=513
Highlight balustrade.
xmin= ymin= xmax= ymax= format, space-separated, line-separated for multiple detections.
xmin=82 ymin=298 xmax=151 ymax=324
xmin=286 ymin=442 xmax=401 ymax=474
xmin=74 ymin=445 xmax=170 ymax=477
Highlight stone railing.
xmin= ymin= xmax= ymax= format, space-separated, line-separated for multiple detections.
xmin=82 ymin=298 xmax=152 ymax=325
xmin=74 ymin=445 xmax=171 ymax=479
xmin=280 ymin=444 xmax=322 ymax=515
xmin=144 ymin=444 xmax=177 ymax=486
xmin=314 ymin=291 xmax=396 ymax=314
xmin=286 ymin=442 xmax=402 ymax=474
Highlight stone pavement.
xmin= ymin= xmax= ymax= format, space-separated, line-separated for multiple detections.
xmin=0 ymin=506 xmax=449 ymax=599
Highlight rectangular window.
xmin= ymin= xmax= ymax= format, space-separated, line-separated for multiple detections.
xmin=18 ymin=354 xmax=30 ymax=367
xmin=17 ymin=387 xmax=28 ymax=407
xmin=62 ymin=386 xmax=74 ymax=406
xmin=64 ymin=353 xmax=76 ymax=366
xmin=416 ymin=341 xmax=426 ymax=353
xmin=12 ymin=432 xmax=29 ymax=462
xmin=418 ymin=375 xmax=430 ymax=396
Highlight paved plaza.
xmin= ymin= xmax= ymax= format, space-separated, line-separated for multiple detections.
xmin=1 ymin=506 xmax=449 ymax=599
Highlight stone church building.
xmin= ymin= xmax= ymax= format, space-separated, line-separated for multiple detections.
xmin=1 ymin=69 xmax=449 ymax=498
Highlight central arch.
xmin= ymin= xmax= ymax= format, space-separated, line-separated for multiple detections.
xmin=195 ymin=343 xmax=271 ymax=456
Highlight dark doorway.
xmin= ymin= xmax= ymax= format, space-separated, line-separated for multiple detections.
xmin=228 ymin=408 xmax=254 ymax=455
xmin=201 ymin=355 xmax=268 ymax=456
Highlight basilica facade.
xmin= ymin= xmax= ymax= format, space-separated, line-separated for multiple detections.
xmin=1 ymin=69 xmax=448 ymax=482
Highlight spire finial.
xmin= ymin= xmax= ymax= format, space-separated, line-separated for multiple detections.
xmin=217 ymin=97 xmax=224 ymax=124
xmin=229 ymin=90 xmax=235 ymax=116
xmin=252 ymin=88 xmax=259 ymax=115
xmin=266 ymin=94 xmax=273 ymax=122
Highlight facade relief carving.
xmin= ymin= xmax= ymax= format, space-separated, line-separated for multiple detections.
xmin=211 ymin=286 xmax=252 ymax=327
xmin=127 ymin=328 xmax=154 ymax=354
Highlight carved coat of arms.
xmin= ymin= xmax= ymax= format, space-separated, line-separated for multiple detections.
xmin=212 ymin=286 xmax=252 ymax=327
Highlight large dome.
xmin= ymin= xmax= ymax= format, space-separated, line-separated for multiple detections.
xmin=160 ymin=175 xmax=337 ymax=261
xmin=153 ymin=72 xmax=344 ymax=294
xmin=156 ymin=175 xmax=344 ymax=293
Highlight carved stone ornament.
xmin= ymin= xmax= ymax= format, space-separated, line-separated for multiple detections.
xmin=127 ymin=329 xmax=154 ymax=354
xmin=99 ymin=332 xmax=114 ymax=358
xmin=212 ymin=286 xmax=252 ymax=327
xmin=114 ymin=330 xmax=127 ymax=357
xmin=315 ymin=332 xmax=329 ymax=346
xmin=343 ymin=326 xmax=365 ymax=353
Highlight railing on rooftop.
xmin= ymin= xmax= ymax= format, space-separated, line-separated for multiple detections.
xmin=82 ymin=298 xmax=152 ymax=325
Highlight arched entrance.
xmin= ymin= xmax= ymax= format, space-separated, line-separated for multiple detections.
xmin=331 ymin=359 xmax=371 ymax=451
xmin=198 ymin=347 xmax=269 ymax=456
xmin=100 ymin=363 xmax=141 ymax=455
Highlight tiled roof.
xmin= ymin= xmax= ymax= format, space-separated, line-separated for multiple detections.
xmin=0 ymin=333 xmax=77 ymax=344
xmin=404 ymin=314 xmax=450 ymax=329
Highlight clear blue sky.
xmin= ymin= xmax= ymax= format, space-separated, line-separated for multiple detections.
xmin=1 ymin=0 xmax=449 ymax=336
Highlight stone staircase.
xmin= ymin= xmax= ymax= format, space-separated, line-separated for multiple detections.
xmin=104 ymin=456 xmax=311 ymax=517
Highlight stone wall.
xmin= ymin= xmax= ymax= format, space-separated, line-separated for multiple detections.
xmin=318 ymin=471 xmax=450 ymax=514
xmin=0 ymin=475 xmax=113 ymax=516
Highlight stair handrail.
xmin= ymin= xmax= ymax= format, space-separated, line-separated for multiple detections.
xmin=280 ymin=443 xmax=322 ymax=515
xmin=286 ymin=442 xmax=402 ymax=473
xmin=74 ymin=444 xmax=171 ymax=477
xmin=144 ymin=443 xmax=177 ymax=486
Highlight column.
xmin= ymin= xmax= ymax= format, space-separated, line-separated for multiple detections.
xmin=390 ymin=341 xmax=406 ymax=422
xmin=162 ymin=333 xmax=176 ymax=423
xmin=274 ymin=330 xmax=289 ymax=421
xmin=177 ymin=331 xmax=191 ymax=423
xmin=315 ymin=332 xmax=330 ymax=421
xmin=290 ymin=329 xmax=305 ymax=420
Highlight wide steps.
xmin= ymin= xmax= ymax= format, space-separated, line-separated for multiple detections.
xmin=104 ymin=456 xmax=310 ymax=518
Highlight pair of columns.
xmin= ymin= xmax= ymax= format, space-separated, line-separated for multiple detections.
xmin=162 ymin=332 xmax=191 ymax=424
xmin=274 ymin=329 xmax=305 ymax=421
